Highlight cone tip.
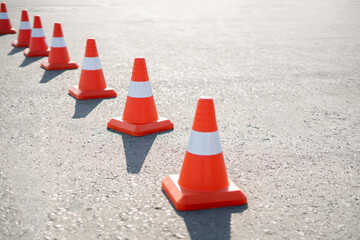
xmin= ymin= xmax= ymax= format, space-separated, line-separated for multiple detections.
xmin=193 ymin=96 xmax=217 ymax=132
xmin=84 ymin=38 xmax=98 ymax=57
xmin=198 ymin=96 xmax=215 ymax=106
xmin=33 ymin=15 xmax=43 ymax=28
xmin=21 ymin=9 xmax=29 ymax=21
xmin=1 ymin=2 xmax=6 ymax=12
xmin=134 ymin=58 xmax=146 ymax=64
xmin=53 ymin=22 xmax=63 ymax=37
xmin=86 ymin=38 xmax=96 ymax=45
xmin=199 ymin=96 xmax=213 ymax=101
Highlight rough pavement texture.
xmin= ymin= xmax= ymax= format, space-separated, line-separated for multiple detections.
xmin=1 ymin=0 xmax=359 ymax=239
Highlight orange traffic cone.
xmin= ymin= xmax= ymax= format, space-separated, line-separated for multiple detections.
xmin=69 ymin=38 xmax=116 ymax=100
xmin=41 ymin=23 xmax=78 ymax=70
xmin=0 ymin=2 xmax=16 ymax=34
xmin=11 ymin=10 xmax=31 ymax=47
xmin=24 ymin=15 xmax=49 ymax=57
xmin=162 ymin=97 xmax=247 ymax=211
xmin=107 ymin=58 xmax=174 ymax=136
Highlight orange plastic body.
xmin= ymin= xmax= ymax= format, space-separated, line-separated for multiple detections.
xmin=179 ymin=152 xmax=229 ymax=191
xmin=79 ymin=69 xmax=106 ymax=91
xmin=107 ymin=58 xmax=173 ymax=136
xmin=41 ymin=23 xmax=78 ymax=70
xmin=11 ymin=10 xmax=30 ymax=47
xmin=0 ymin=3 xmax=16 ymax=34
xmin=68 ymin=38 xmax=116 ymax=100
xmin=11 ymin=31 xmax=31 ymax=47
xmin=23 ymin=16 xmax=49 ymax=57
xmin=122 ymin=96 xmax=158 ymax=124
xmin=24 ymin=39 xmax=50 ymax=57
xmin=162 ymin=97 xmax=247 ymax=211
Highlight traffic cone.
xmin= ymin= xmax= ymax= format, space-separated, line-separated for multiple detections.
xmin=11 ymin=10 xmax=31 ymax=47
xmin=41 ymin=23 xmax=78 ymax=70
xmin=69 ymin=38 xmax=116 ymax=100
xmin=107 ymin=58 xmax=174 ymax=136
xmin=0 ymin=2 xmax=16 ymax=34
xmin=162 ymin=97 xmax=247 ymax=211
xmin=23 ymin=15 xmax=49 ymax=57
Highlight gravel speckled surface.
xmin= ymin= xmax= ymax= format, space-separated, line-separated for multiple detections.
xmin=1 ymin=0 xmax=359 ymax=239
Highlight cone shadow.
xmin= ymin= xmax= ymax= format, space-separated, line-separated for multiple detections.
xmin=107 ymin=128 xmax=173 ymax=174
xmin=122 ymin=133 xmax=157 ymax=174
xmin=40 ymin=70 xmax=66 ymax=83
xmin=72 ymin=98 xmax=103 ymax=118
xmin=19 ymin=56 xmax=44 ymax=67
xmin=8 ymin=47 xmax=25 ymax=55
xmin=162 ymin=190 xmax=248 ymax=240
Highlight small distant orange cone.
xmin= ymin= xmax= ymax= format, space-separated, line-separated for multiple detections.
xmin=0 ymin=2 xmax=16 ymax=34
xmin=11 ymin=10 xmax=31 ymax=47
xmin=107 ymin=58 xmax=174 ymax=137
xmin=41 ymin=23 xmax=78 ymax=70
xmin=69 ymin=38 xmax=116 ymax=100
xmin=24 ymin=15 xmax=49 ymax=57
xmin=162 ymin=97 xmax=247 ymax=211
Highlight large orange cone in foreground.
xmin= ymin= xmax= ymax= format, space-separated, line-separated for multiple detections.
xmin=41 ymin=23 xmax=78 ymax=70
xmin=69 ymin=38 xmax=116 ymax=99
xmin=24 ymin=15 xmax=49 ymax=57
xmin=162 ymin=97 xmax=247 ymax=211
xmin=0 ymin=2 xmax=16 ymax=34
xmin=107 ymin=58 xmax=173 ymax=136
xmin=11 ymin=10 xmax=31 ymax=47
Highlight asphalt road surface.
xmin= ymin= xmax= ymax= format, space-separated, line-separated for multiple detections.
xmin=1 ymin=0 xmax=359 ymax=239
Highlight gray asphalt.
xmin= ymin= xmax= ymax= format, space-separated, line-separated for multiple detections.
xmin=1 ymin=0 xmax=359 ymax=239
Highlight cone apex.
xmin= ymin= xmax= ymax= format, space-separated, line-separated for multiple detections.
xmin=33 ymin=15 xmax=42 ymax=28
xmin=131 ymin=57 xmax=149 ymax=82
xmin=1 ymin=3 xmax=7 ymax=12
xmin=21 ymin=10 xmax=29 ymax=21
xmin=85 ymin=38 xmax=99 ymax=57
xmin=53 ymin=22 xmax=63 ymax=37
xmin=192 ymin=96 xmax=218 ymax=132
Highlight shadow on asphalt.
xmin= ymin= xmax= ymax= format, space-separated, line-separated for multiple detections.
xmin=71 ymin=98 xmax=103 ymax=118
xmin=19 ymin=56 xmax=44 ymax=67
xmin=162 ymin=190 xmax=248 ymax=240
xmin=107 ymin=128 xmax=173 ymax=174
xmin=40 ymin=69 xmax=66 ymax=83
xmin=8 ymin=47 xmax=25 ymax=55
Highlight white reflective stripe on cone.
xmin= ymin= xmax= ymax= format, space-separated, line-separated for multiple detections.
xmin=31 ymin=28 xmax=45 ymax=37
xmin=0 ymin=12 xmax=9 ymax=19
xmin=186 ymin=130 xmax=222 ymax=156
xmin=51 ymin=37 xmax=66 ymax=48
xmin=82 ymin=57 xmax=102 ymax=70
xmin=19 ymin=21 xmax=31 ymax=30
xmin=127 ymin=81 xmax=153 ymax=98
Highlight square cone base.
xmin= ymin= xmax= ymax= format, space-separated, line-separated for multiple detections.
xmin=107 ymin=117 xmax=173 ymax=137
xmin=162 ymin=174 xmax=247 ymax=211
xmin=24 ymin=48 xmax=50 ymax=57
xmin=41 ymin=60 xmax=78 ymax=70
xmin=0 ymin=28 xmax=16 ymax=34
xmin=11 ymin=40 xmax=29 ymax=48
xmin=69 ymin=85 xmax=117 ymax=100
